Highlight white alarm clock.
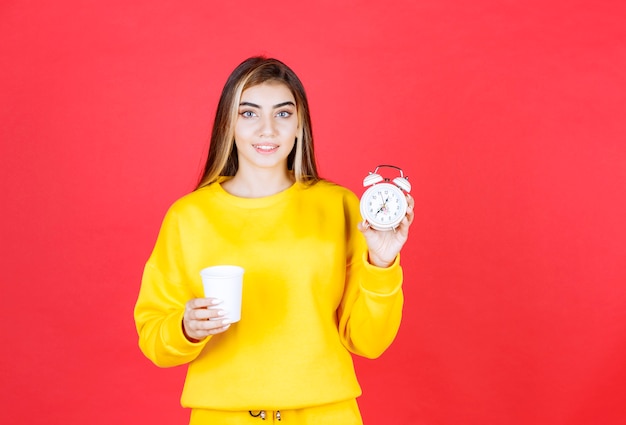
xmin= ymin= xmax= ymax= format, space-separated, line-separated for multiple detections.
xmin=360 ymin=165 xmax=411 ymax=231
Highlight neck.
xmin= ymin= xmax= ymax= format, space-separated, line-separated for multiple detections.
xmin=222 ymin=169 xmax=295 ymax=198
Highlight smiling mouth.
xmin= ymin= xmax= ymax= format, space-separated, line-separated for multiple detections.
xmin=253 ymin=144 xmax=279 ymax=152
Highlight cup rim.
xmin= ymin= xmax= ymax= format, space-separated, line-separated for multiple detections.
xmin=200 ymin=265 xmax=244 ymax=278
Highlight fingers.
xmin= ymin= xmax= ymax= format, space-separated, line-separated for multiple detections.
xmin=187 ymin=297 xmax=220 ymax=309
xmin=404 ymin=193 xmax=415 ymax=226
xmin=185 ymin=314 xmax=232 ymax=339
xmin=358 ymin=219 xmax=371 ymax=234
xmin=385 ymin=194 xmax=413 ymax=238
xmin=398 ymin=204 xmax=414 ymax=236
xmin=183 ymin=298 xmax=232 ymax=341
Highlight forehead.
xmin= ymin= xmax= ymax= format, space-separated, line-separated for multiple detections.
xmin=240 ymin=81 xmax=295 ymax=104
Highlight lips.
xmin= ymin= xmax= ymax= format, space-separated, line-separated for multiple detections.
xmin=253 ymin=144 xmax=279 ymax=153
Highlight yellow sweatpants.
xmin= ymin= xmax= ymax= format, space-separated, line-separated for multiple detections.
xmin=189 ymin=399 xmax=363 ymax=424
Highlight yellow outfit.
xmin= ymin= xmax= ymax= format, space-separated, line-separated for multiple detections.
xmin=134 ymin=180 xmax=403 ymax=420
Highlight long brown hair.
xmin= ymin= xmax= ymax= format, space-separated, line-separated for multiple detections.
xmin=197 ymin=57 xmax=319 ymax=189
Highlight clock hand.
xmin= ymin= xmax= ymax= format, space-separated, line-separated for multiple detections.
xmin=375 ymin=191 xmax=388 ymax=215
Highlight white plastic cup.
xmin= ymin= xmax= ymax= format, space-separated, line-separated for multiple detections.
xmin=199 ymin=265 xmax=244 ymax=323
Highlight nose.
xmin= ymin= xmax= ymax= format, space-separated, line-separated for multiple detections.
xmin=259 ymin=114 xmax=276 ymax=137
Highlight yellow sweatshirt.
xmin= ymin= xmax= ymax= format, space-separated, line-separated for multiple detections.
xmin=134 ymin=179 xmax=404 ymax=411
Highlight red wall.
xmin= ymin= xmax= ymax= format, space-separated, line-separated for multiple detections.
xmin=2 ymin=1 xmax=625 ymax=424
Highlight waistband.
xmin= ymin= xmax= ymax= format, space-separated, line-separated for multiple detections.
xmin=249 ymin=410 xmax=281 ymax=421
xmin=190 ymin=399 xmax=362 ymax=424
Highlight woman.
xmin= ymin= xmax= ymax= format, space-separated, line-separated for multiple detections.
xmin=134 ymin=56 xmax=415 ymax=424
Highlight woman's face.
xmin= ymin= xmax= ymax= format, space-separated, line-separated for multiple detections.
xmin=234 ymin=82 xmax=298 ymax=174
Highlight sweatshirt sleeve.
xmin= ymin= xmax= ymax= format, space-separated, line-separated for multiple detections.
xmin=134 ymin=207 xmax=210 ymax=367
xmin=336 ymin=192 xmax=404 ymax=359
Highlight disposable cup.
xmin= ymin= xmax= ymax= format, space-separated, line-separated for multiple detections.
xmin=199 ymin=265 xmax=244 ymax=323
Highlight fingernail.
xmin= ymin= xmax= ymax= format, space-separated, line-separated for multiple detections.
xmin=210 ymin=299 xmax=223 ymax=305
xmin=217 ymin=310 xmax=227 ymax=317
xmin=221 ymin=319 xmax=232 ymax=325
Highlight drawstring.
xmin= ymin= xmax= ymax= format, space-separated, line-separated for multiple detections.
xmin=249 ymin=410 xmax=266 ymax=420
xmin=249 ymin=410 xmax=281 ymax=421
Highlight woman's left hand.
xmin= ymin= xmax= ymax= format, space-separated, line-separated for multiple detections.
xmin=358 ymin=193 xmax=415 ymax=268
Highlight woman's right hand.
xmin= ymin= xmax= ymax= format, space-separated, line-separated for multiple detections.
xmin=182 ymin=298 xmax=231 ymax=342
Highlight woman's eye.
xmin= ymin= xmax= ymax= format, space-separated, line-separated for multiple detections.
xmin=276 ymin=111 xmax=292 ymax=118
xmin=240 ymin=110 xmax=256 ymax=118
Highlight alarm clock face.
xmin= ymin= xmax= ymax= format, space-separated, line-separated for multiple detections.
xmin=360 ymin=182 xmax=408 ymax=230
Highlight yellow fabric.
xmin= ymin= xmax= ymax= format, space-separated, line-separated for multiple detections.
xmin=134 ymin=180 xmax=403 ymax=411
xmin=190 ymin=399 xmax=362 ymax=424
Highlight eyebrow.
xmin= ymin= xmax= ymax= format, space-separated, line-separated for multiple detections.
xmin=239 ymin=101 xmax=296 ymax=109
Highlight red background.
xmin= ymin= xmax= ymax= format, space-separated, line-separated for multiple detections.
xmin=2 ymin=1 xmax=625 ymax=424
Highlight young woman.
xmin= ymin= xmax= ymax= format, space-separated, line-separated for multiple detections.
xmin=134 ymin=57 xmax=415 ymax=424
